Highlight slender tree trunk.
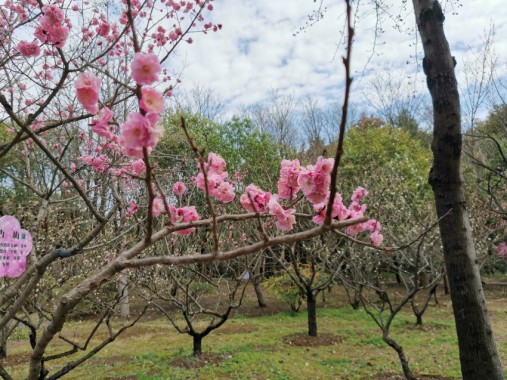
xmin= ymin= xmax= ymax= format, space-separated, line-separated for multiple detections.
xmin=253 ymin=280 xmax=267 ymax=308
xmin=383 ymin=335 xmax=415 ymax=380
xmin=412 ymin=1 xmax=504 ymax=378
xmin=118 ymin=272 xmax=130 ymax=322
xmin=192 ymin=334 xmax=202 ymax=357
xmin=0 ymin=330 xmax=7 ymax=359
xmin=307 ymin=289 xmax=317 ymax=337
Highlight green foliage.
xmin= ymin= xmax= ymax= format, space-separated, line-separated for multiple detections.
xmin=189 ymin=281 xmax=214 ymax=297
xmin=265 ymin=272 xmax=305 ymax=312
xmin=340 ymin=123 xmax=432 ymax=201
xmin=159 ymin=111 xmax=281 ymax=189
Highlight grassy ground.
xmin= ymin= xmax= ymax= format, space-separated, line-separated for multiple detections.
xmin=4 ymin=285 xmax=507 ymax=379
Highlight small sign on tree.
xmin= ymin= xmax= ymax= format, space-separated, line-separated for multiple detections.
xmin=0 ymin=216 xmax=32 ymax=278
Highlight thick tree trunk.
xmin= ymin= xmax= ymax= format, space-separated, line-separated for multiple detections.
xmin=307 ymin=289 xmax=317 ymax=337
xmin=192 ymin=334 xmax=202 ymax=357
xmin=412 ymin=1 xmax=504 ymax=379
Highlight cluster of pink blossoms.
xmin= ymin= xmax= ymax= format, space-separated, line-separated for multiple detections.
xmin=237 ymin=156 xmax=383 ymax=246
xmin=118 ymin=53 xmax=165 ymax=158
xmin=77 ymin=52 xmax=165 ymax=159
xmin=151 ymin=198 xmax=199 ymax=236
xmin=497 ymin=242 xmax=507 ymax=260
xmin=194 ymin=153 xmax=235 ymax=203
xmin=278 ymin=159 xmax=302 ymax=200
xmin=312 ymin=187 xmax=383 ymax=246
xmin=34 ymin=5 xmax=70 ymax=48
xmin=298 ymin=157 xmax=334 ymax=204
xmin=16 ymin=5 xmax=71 ymax=58
xmin=240 ymin=185 xmax=295 ymax=231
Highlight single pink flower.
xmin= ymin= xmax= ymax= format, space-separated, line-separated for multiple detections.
xmin=130 ymin=159 xmax=146 ymax=175
xmin=90 ymin=107 xmax=114 ymax=139
xmin=364 ymin=219 xmax=382 ymax=233
xmin=312 ymin=195 xmax=347 ymax=225
xmin=212 ymin=181 xmax=235 ymax=203
xmin=119 ymin=112 xmax=163 ymax=158
xmin=131 ymin=52 xmax=161 ymax=85
xmin=140 ymin=87 xmax=165 ymax=114
xmin=17 ymin=41 xmax=40 ymax=57
xmin=173 ymin=181 xmax=187 ymax=196
xmin=352 ymin=186 xmax=369 ymax=203
xmin=152 ymin=198 xmax=165 ymax=217
xmin=240 ymin=184 xmax=271 ymax=213
xmin=371 ymin=231 xmax=384 ymax=247
xmin=97 ymin=22 xmax=110 ymax=37
xmin=268 ymin=195 xmax=296 ymax=231
xmin=126 ymin=200 xmax=139 ymax=217
xmin=208 ymin=152 xmax=227 ymax=172
xmin=75 ymin=72 xmax=101 ymax=114
xmin=170 ymin=205 xmax=199 ymax=235
xmin=347 ymin=222 xmax=366 ymax=236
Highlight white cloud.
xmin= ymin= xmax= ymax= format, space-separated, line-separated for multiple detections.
xmin=168 ymin=0 xmax=507 ymax=119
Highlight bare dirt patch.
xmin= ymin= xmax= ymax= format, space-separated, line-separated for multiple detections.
xmin=282 ymin=332 xmax=343 ymax=347
xmin=1 ymin=352 xmax=30 ymax=366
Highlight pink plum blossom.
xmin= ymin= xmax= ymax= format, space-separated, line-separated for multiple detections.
xmin=351 ymin=186 xmax=369 ymax=203
xmin=118 ymin=112 xmax=163 ymax=158
xmin=312 ymin=195 xmax=348 ymax=225
xmin=346 ymin=223 xmax=367 ymax=236
xmin=497 ymin=242 xmax=507 ymax=259
xmin=140 ymin=87 xmax=165 ymax=114
xmin=75 ymin=72 xmax=101 ymax=114
xmin=194 ymin=171 xmax=227 ymax=193
xmin=268 ymin=195 xmax=296 ymax=231
xmin=277 ymin=159 xmax=302 ymax=200
xmin=240 ymin=184 xmax=271 ymax=213
xmin=131 ymin=53 xmax=161 ymax=85
xmin=90 ymin=107 xmax=114 ymax=139
xmin=34 ymin=5 xmax=69 ymax=47
xmin=173 ymin=181 xmax=186 ymax=196
xmin=193 ymin=153 xmax=235 ymax=204
xmin=170 ymin=205 xmax=200 ymax=235
xmin=152 ymin=198 xmax=165 ymax=217
xmin=297 ymin=156 xmax=334 ymax=205
xmin=371 ymin=231 xmax=384 ymax=247
xmin=207 ymin=152 xmax=227 ymax=172
xmin=364 ymin=219 xmax=382 ymax=233
xmin=126 ymin=200 xmax=139 ymax=217
xmin=212 ymin=181 xmax=235 ymax=203
xmin=17 ymin=41 xmax=40 ymax=57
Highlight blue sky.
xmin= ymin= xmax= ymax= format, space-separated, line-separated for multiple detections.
xmin=168 ymin=0 xmax=507 ymax=122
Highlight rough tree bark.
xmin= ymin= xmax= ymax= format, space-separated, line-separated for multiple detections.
xmin=306 ymin=288 xmax=317 ymax=337
xmin=412 ymin=1 xmax=504 ymax=378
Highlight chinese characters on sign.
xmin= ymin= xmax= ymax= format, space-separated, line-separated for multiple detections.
xmin=0 ymin=216 xmax=32 ymax=278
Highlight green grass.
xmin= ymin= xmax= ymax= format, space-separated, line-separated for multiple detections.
xmin=5 ymin=290 xmax=507 ymax=379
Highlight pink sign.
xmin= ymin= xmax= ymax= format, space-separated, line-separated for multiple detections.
xmin=0 ymin=216 xmax=32 ymax=278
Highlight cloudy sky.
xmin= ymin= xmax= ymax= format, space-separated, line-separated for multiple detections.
xmin=168 ymin=0 xmax=507 ymax=121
